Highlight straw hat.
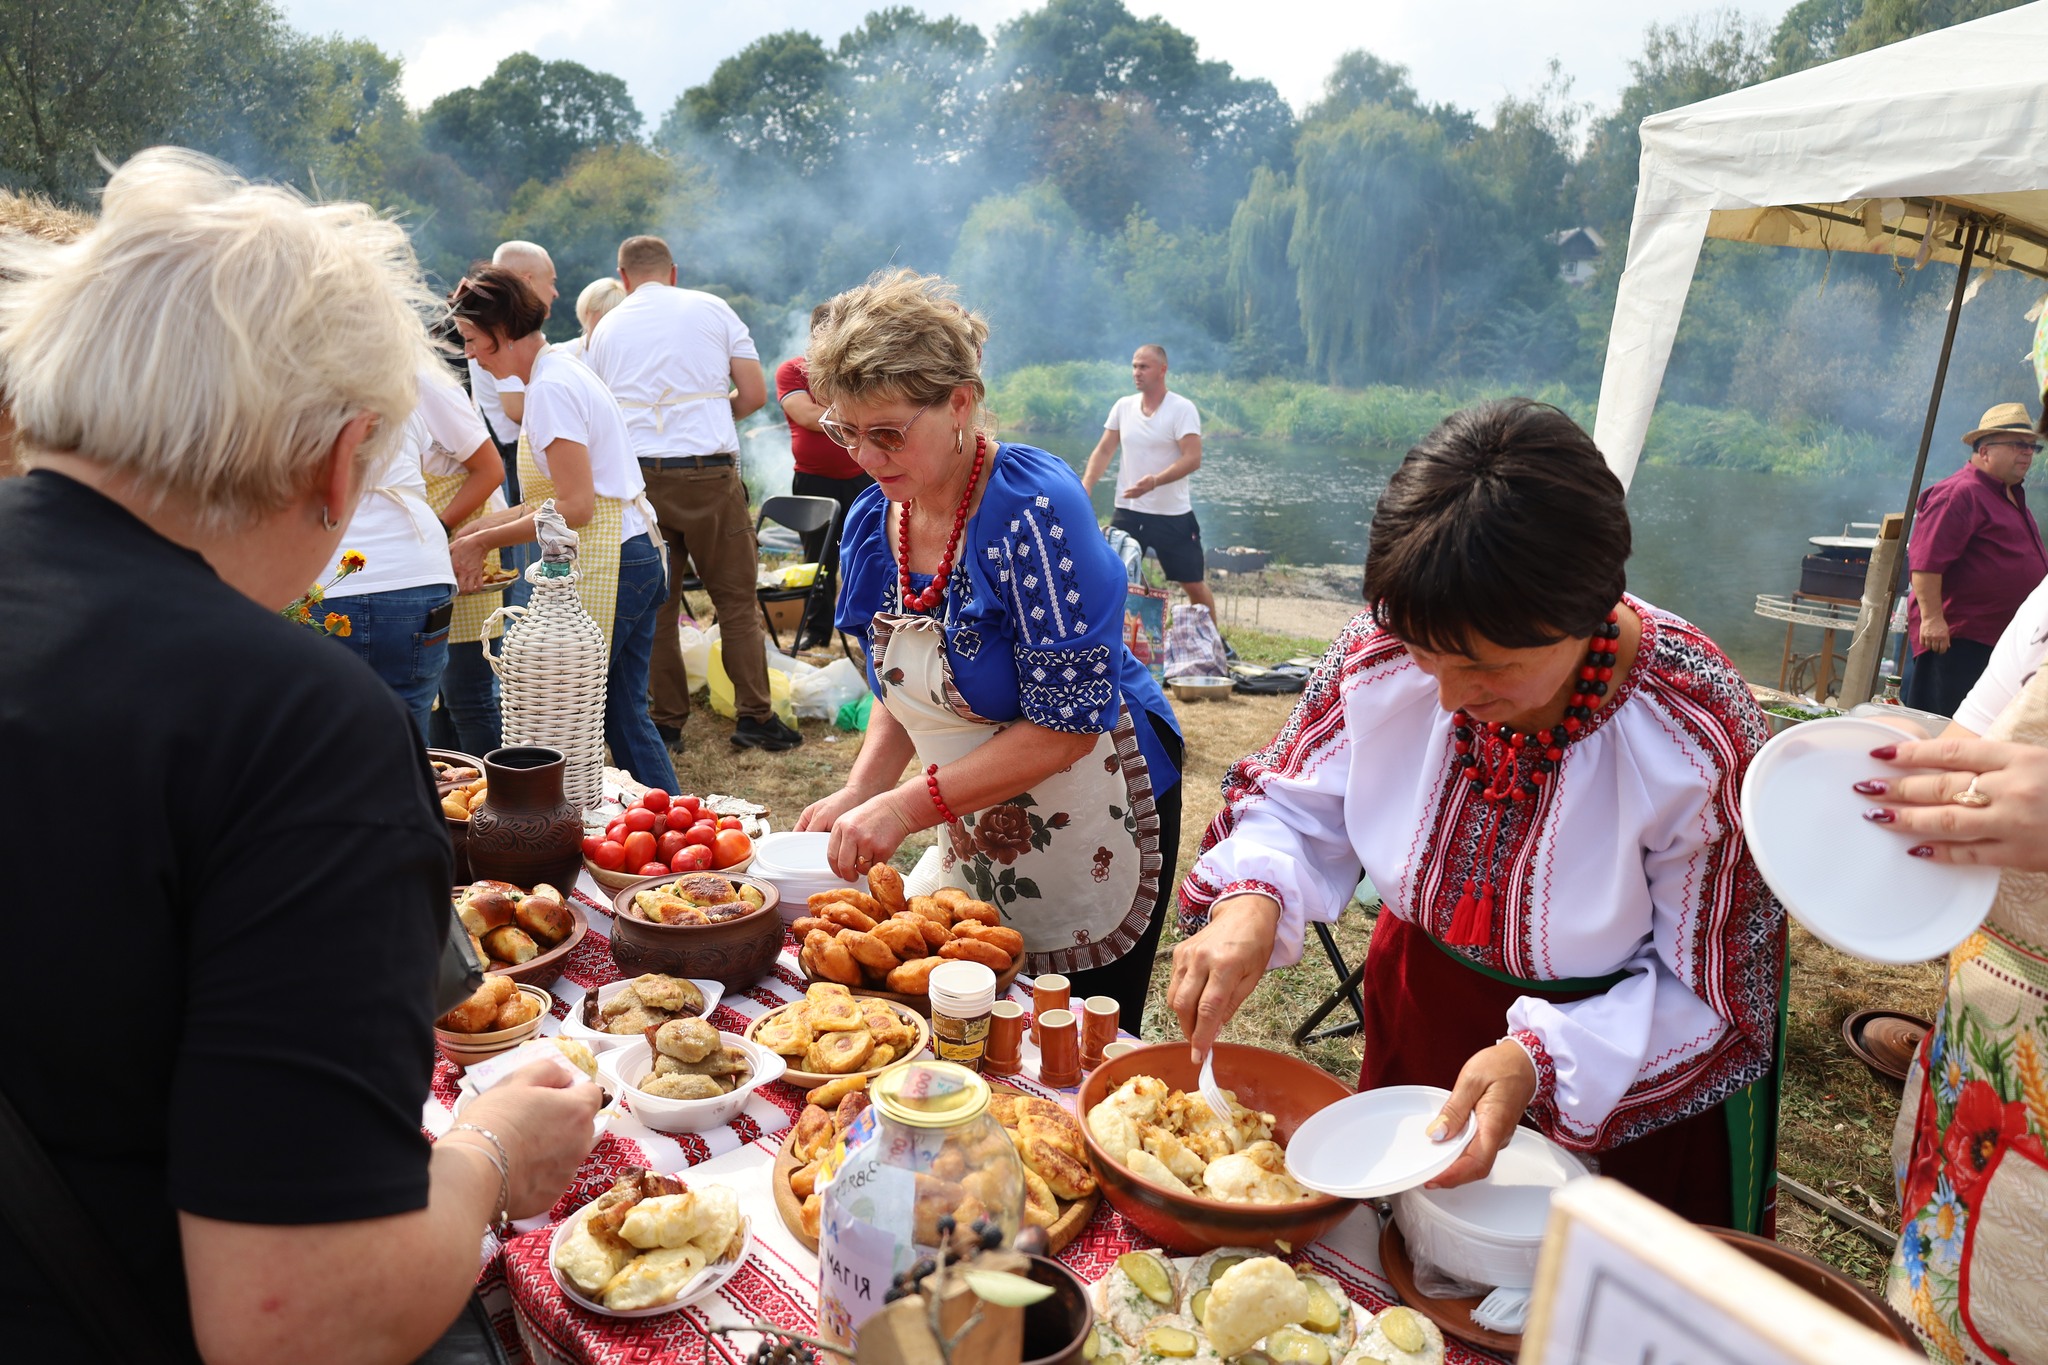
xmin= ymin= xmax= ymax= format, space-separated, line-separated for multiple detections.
xmin=1961 ymin=402 xmax=2038 ymax=446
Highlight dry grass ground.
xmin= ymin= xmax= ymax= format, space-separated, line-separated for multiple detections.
xmin=667 ymin=627 xmax=1932 ymax=1289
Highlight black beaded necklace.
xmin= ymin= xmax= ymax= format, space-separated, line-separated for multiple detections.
xmin=1443 ymin=610 xmax=1621 ymax=947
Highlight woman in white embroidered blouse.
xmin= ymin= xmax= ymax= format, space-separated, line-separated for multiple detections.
xmin=1173 ymin=400 xmax=1786 ymax=1231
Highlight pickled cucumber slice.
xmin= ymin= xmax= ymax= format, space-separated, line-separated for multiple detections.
xmin=1118 ymin=1252 xmax=1175 ymax=1306
xmin=1377 ymin=1308 xmax=1426 ymax=1355
xmin=1142 ymin=1328 xmax=1199 ymax=1358
xmin=1298 ymin=1283 xmax=1343 ymax=1335
xmin=1189 ymin=1289 xmax=1210 ymax=1327
xmin=1205 ymin=1254 xmax=1248 ymax=1286
xmin=1264 ymin=1329 xmax=1329 ymax=1365
xmin=1083 ymin=1325 xmax=1103 ymax=1361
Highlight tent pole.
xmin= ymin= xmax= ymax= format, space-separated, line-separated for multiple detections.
xmin=1842 ymin=219 xmax=1981 ymax=707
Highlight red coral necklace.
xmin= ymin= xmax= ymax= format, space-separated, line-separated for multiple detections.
xmin=1443 ymin=610 xmax=1621 ymax=947
xmin=896 ymin=432 xmax=987 ymax=614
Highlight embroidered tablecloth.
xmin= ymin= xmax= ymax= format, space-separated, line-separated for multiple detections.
xmin=434 ymin=873 xmax=1505 ymax=1365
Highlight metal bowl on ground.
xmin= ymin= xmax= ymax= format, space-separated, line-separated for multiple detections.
xmin=1168 ymin=674 xmax=1236 ymax=702
xmin=1075 ymin=1041 xmax=1357 ymax=1253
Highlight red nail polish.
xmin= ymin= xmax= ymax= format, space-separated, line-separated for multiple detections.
xmin=1869 ymin=744 xmax=1899 ymax=760
xmin=1862 ymin=808 xmax=1895 ymax=824
xmin=1853 ymin=780 xmax=1888 ymax=796
xmin=1908 ymin=845 xmax=1935 ymax=859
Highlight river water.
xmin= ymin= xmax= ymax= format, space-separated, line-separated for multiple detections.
xmin=741 ymin=422 xmax=2048 ymax=682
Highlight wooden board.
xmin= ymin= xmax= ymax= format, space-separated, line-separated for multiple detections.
xmin=744 ymin=998 xmax=932 ymax=1090
xmin=1378 ymin=1216 xmax=1521 ymax=1358
xmin=770 ymin=1082 xmax=1098 ymax=1256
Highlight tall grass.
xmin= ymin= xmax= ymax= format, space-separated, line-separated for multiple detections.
xmin=987 ymin=362 xmax=1903 ymax=477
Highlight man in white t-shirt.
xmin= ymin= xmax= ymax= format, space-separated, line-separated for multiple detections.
xmin=1083 ymin=344 xmax=1216 ymax=616
xmin=584 ymin=234 xmax=798 ymax=754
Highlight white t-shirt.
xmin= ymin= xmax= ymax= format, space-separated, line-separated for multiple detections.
xmin=1956 ymin=574 xmax=2048 ymax=733
xmin=321 ymin=371 xmax=472 ymax=597
xmin=1105 ymin=390 xmax=1201 ymax=515
xmin=523 ymin=348 xmax=649 ymax=541
xmin=415 ymin=374 xmax=507 ymax=517
xmin=468 ymin=358 xmax=522 ymax=444
xmin=584 ymin=282 xmax=758 ymax=459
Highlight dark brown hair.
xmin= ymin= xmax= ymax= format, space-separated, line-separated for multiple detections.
xmin=449 ymin=266 xmax=546 ymax=344
xmin=1363 ymin=398 xmax=1630 ymax=654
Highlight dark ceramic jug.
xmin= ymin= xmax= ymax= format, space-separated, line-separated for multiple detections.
xmin=466 ymin=746 xmax=583 ymax=892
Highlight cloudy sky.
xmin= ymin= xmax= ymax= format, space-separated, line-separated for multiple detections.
xmin=275 ymin=0 xmax=1797 ymax=125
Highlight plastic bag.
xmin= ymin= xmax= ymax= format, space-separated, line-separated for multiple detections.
xmin=707 ymin=638 xmax=799 ymax=727
xmin=1163 ymin=602 xmax=1230 ymax=680
xmin=1124 ymin=585 xmax=1168 ymax=682
xmin=792 ymin=656 xmax=867 ymax=721
xmin=835 ymin=692 xmax=872 ymax=731
xmin=678 ymin=620 xmax=716 ymax=695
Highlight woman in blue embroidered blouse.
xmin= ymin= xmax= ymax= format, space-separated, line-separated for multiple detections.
xmin=793 ymin=270 xmax=1183 ymax=1020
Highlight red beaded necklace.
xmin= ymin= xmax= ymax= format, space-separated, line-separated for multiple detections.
xmin=1443 ymin=609 xmax=1621 ymax=947
xmin=895 ymin=431 xmax=987 ymax=614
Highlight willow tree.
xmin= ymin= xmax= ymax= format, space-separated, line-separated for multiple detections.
xmin=1224 ymin=166 xmax=1303 ymax=374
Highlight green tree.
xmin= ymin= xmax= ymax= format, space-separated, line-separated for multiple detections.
xmin=1839 ymin=0 xmax=2030 ymax=54
xmin=1305 ymin=51 xmax=1423 ymax=124
xmin=1103 ymin=211 xmax=1229 ymax=366
xmin=949 ymin=181 xmax=1107 ymax=370
xmin=1767 ymin=0 xmax=1866 ymax=75
xmin=670 ymin=30 xmax=841 ymax=179
xmin=1224 ymin=166 xmax=1304 ymax=375
xmin=836 ymin=7 xmax=986 ymax=165
xmin=423 ymin=53 xmax=642 ymax=200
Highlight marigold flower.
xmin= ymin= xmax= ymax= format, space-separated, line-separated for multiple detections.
xmin=326 ymin=612 xmax=352 ymax=637
xmin=291 ymin=602 xmax=312 ymax=624
xmin=307 ymin=582 xmax=324 ymax=603
xmin=339 ymin=550 xmax=367 ymax=572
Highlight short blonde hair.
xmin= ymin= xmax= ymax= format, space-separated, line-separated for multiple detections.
xmin=576 ymin=276 xmax=626 ymax=334
xmin=0 ymin=148 xmax=440 ymax=529
xmin=807 ymin=270 xmax=989 ymax=420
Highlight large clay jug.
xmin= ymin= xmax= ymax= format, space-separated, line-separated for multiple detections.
xmin=466 ymin=746 xmax=582 ymax=892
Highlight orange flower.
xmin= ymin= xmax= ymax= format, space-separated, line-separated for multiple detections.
xmin=307 ymin=582 xmax=324 ymax=604
xmin=325 ymin=612 xmax=352 ymax=637
xmin=339 ymin=550 xmax=367 ymax=573
xmin=291 ymin=602 xmax=312 ymax=624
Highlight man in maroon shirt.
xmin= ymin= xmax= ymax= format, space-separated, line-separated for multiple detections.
xmin=1904 ymin=402 xmax=2048 ymax=716
xmin=777 ymin=302 xmax=875 ymax=648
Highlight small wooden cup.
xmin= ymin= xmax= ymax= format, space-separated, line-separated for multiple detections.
xmin=985 ymin=1000 xmax=1026 ymax=1076
xmin=1037 ymin=1007 xmax=1081 ymax=1089
xmin=1032 ymin=973 xmax=1070 ymax=1048
xmin=1081 ymin=995 xmax=1119 ymax=1071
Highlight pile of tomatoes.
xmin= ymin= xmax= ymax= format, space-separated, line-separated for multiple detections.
xmin=584 ymin=790 xmax=753 ymax=877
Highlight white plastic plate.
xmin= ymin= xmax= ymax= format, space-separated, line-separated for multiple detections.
xmin=1285 ymin=1084 xmax=1476 ymax=1199
xmin=1740 ymin=716 xmax=1999 ymax=964
xmin=548 ymin=1209 xmax=752 ymax=1319
xmin=558 ymin=978 xmax=726 ymax=1051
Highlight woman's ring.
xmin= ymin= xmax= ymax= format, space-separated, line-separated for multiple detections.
xmin=1953 ymin=777 xmax=1992 ymax=808
xmin=854 ymin=856 xmax=873 ymax=871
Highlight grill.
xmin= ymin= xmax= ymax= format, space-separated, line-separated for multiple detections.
xmin=1799 ymin=525 xmax=1879 ymax=599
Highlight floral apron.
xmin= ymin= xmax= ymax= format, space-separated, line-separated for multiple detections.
xmin=869 ymin=599 xmax=1163 ymax=976
xmin=421 ymin=468 xmax=504 ymax=645
xmin=515 ymin=434 xmax=664 ymax=651
xmin=1887 ymin=665 xmax=2048 ymax=1365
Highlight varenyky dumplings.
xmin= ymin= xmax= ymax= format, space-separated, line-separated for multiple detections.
xmin=1086 ymin=1075 xmax=1311 ymax=1204
xmin=553 ymin=1170 xmax=745 ymax=1311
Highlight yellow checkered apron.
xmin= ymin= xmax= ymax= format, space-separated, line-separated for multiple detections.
xmin=420 ymin=468 xmax=504 ymax=643
xmin=516 ymin=434 xmax=626 ymax=649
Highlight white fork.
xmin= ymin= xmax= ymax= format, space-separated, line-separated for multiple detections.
xmin=1198 ymin=1049 xmax=1233 ymax=1123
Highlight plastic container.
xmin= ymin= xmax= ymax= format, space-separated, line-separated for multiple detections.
xmin=558 ymin=977 xmax=726 ymax=1052
xmin=816 ymin=1062 xmax=1026 ymax=1348
xmin=927 ymin=961 xmax=998 ymax=1070
xmin=596 ymin=1031 xmax=785 ymax=1133
xmin=1389 ymin=1125 xmax=1589 ymax=1289
xmin=749 ymin=830 xmax=867 ymax=921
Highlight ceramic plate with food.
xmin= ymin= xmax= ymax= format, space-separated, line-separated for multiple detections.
xmin=1092 ymin=1253 xmax=1375 ymax=1365
xmin=743 ymin=983 xmax=931 ymax=1088
xmin=793 ymin=878 xmax=1023 ymax=1009
xmin=548 ymin=1170 xmax=750 ymax=1318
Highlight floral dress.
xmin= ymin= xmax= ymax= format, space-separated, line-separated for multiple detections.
xmin=1888 ymin=664 xmax=2048 ymax=1364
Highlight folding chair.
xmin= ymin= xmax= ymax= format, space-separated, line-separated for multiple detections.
xmin=1290 ymin=920 xmax=1369 ymax=1047
xmin=754 ymin=494 xmax=841 ymax=653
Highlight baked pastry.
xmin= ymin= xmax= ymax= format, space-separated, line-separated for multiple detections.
xmin=867 ymin=863 xmax=908 ymax=916
xmin=481 ymin=924 xmax=539 ymax=965
xmin=842 ymin=928 xmax=899 ymax=975
xmin=492 ymin=989 xmax=543 ymax=1031
xmin=805 ymin=929 xmax=862 ymax=987
xmin=903 ymin=912 xmax=952 ymax=949
xmin=952 ymin=921 xmax=1024 ymax=958
xmin=822 ymin=902 xmax=878 ymax=932
xmin=802 ymin=1029 xmax=874 ymax=1075
xmin=456 ymin=883 xmax=519 ymax=937
xmin=641 ymin=1072 xmax=726 ymax=1101
xmin=950 ymin=899 xmax=1000 ymax=927
xmin=514 ymin=885 xmax=573 ymax=944
xmin=870 ymin=917 xmax=927 ymax=959
xmin=653 ymin=1016 xmax=720 ymax=1063
xmin=859 ymin=999 xmax=915 ymax=1051
xmin=437 ymin=974 xmax=517 ymax=1033
xmin=674 ymin=872 xmax=738 ymax=904
xmin=755 ymin=1006 xmax=813 ymax=1056
xmin=938 ymin=938 xmax=1010 ymax=971
xmin=885 ymin=956 xmax=943 ymax=994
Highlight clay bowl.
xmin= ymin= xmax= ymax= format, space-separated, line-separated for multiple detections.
xmin=464 ymin=887 xmax=588 ymax=991
xmin=433 ymin=982 xmax=552 ymax=1070
xmin=429 ymin=748 xmax=486 ymax=881
xmin=608 ymin=871 xmax=783 ymax=991
xmin=1710 ymin=1228 xmax=1919 ymax=1347
xmin=1076 ymin=1041 xmax=1357 ymax=1254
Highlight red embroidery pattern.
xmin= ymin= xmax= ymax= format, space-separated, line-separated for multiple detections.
xmin=1507 ymin=1028 xmax=1558 ymax=1110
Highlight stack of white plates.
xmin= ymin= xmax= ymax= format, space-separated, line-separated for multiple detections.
xmin=1285 ymin=1085 xmax=1477 ymax=1199
xmin=1390 ymin=1126 xmax=1588 ymax=1290
xmin=749 ymin=831 xmax=866 ymax=923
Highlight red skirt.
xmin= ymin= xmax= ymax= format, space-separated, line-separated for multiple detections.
xmin=1360 ymin=910 xmax=1737 ymax=1228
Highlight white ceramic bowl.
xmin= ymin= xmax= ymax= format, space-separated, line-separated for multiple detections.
xmin=1390 ymin=1125 xmax=1588 ymax=1289
xmin=597 ymin=1030 xmax=785 ymax=1133
xmin=558 ymin=978 xmax=726 ymax=1052
xmin=547 ymin=1204 xmax=753 ymax=1318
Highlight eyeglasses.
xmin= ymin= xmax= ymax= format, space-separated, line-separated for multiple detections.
xmin=819 ymin=402 xmax=933 ymax=454
xmin=1983 ymin=437 xmax=2042 ymax=454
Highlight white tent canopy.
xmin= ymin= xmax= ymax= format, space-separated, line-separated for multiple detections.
xmin=1593 ymin=2 xmax=2048 ymax=487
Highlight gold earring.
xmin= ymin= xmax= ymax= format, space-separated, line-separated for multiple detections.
xmin=956 ymin=428 xmax=964 ymax=456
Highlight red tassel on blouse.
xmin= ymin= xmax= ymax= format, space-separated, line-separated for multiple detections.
xmin=1446 ymin=876 xmax=1496 ymax=946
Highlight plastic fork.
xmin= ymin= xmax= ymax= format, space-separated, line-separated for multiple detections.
xmin=1198 ymin=1049 xmax=1233 ymax=1123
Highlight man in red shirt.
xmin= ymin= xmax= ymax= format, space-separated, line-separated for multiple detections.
xmin=1903 ymin=402 xmax=2048 ymax=716
xmin=777 ymin=303 xmax=875 ymax=648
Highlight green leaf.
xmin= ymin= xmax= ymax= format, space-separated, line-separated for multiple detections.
xmin=963 ymin=1270 xmax=1055 ymax=1308
xmin=1010 ymin=793 xmax=1037 ymax=809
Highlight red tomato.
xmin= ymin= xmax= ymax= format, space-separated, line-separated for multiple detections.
xmin=672 ymin=794 xmax=702 ymax=819
xmin=716 ymin=816 xmax=743 ymax=831
xmin=684 ymin=825 xmax=718 ymax=849
xmin=592 ymin=840 xmax=628 ymax=872
xmin=605 ymin=819 xmax=628 ymax=844
xmin=581 ymin=834 xmax=605 ymax=861
xmin=712 ymin=829 xmax=752 ymax=867
xmin=670 ymin=844 xmax=715 ymax=873
xmin=657 ymin=830 xmax=688 ymax=863
xmin=639 ymin=789 xmax=671 ymax=813
xmin=621 ymin=830 xmax=657 ymax=869
xmin=623 ymin=807 xmax=658 ymax=834
xmin=638 ymin=861 xmax=671 ymax=877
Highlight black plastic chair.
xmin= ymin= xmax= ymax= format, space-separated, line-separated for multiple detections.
xmin=754 ymin=494 xmax=841 ymax=652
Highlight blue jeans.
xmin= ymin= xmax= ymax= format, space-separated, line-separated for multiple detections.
xmin=429 ymin=640 xmax=501 ymax=756
xmin=608 ymin=534 xmax=679 ymax=791
xmin=323 ymin=584 xmax=453 ymax=738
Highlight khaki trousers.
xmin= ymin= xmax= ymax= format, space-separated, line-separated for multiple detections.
xmin=641 ymin=462 xmax=770 ymax=726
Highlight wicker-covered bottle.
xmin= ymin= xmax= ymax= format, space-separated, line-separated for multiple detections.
xmin=482 ymin=501 xmax=608 ymax=813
